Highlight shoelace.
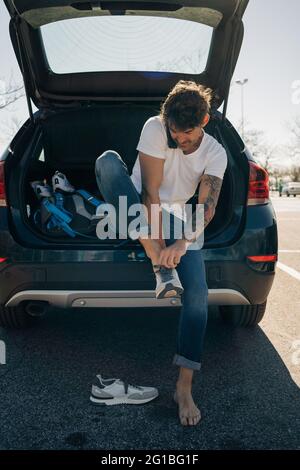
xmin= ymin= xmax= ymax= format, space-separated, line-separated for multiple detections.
xmin=155 ymin=266 xmax=174 ymax=283
xmin=122 ymin=381 xmax=144 ymax=394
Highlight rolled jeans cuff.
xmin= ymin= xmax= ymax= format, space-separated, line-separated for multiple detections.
xmin=172 ymin=354 xmax=202 ymax=371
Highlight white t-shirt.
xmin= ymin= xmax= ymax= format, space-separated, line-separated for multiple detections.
xmin=130 ymin=115 xmax=228 ymax=218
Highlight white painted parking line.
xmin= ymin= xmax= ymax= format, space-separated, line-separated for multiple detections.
xmin=279 ymin=250 xmax=300 ymax=253
xmin=277 ymin=262 xmax=300 ymax=281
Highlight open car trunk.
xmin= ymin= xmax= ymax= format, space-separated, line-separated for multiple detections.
xmin=9 ymin=102 xmax=248 ymax=249
xmin=4 ymin=1 xmax=250 ymax=250
xmin=5 ymin=0 xmax=249 ymax=110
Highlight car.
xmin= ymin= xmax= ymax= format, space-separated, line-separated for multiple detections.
xmin=282 ymin=182 xmax=300 ymax=197
xmin=0 ymin=0 xmax=277 ymax=329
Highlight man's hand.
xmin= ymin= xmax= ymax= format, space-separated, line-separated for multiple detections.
xmin=158 ymin=239 xmax=188 ymax=269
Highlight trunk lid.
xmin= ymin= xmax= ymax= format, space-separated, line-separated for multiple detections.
xmin=4 ymin=0 xmax=249 ymax=109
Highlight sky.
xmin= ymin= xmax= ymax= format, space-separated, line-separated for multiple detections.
xmin=227 ymin=0 xmax=300 ymax=147
xmin=1 ymin=0 xmax=300 ymax=158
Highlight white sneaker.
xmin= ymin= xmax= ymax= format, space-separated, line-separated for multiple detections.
xmin=30 ymin=180 xmax=53 ymax=199
xmin=52 ymin=171 xmax=75 ymax=193
xmin=153 ymin=265 xmax=184 ymax=299
xmin=90 ymin=375 xmax=159 ymax=405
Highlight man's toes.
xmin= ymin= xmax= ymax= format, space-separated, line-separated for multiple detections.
xmin=193 ymin=415 xmax=199 ymax=425
xmin=193 ymin=413 xmax=201 ymax=425
xmin=180 ymin=415 xmax=188 ymax=426
xmin=191 ymin=416 xmax=198 ymax=426
xmin=179 ymin=414 xmax=201 ymax=426
xmin=187 ymin=416 xmax=193 ymax=426
xmin=184 ymin=413 xmax=201 ymax=426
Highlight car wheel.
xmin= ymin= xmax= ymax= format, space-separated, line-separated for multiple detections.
xmin=294 ymin=194 xmax=297 ymax=197
xmin=219 ymin=301 xmax=267 ymax=327
xmin=0 ymin=302 xmax=42 ymax=329
xmin=287 ymin=193 xmax=290 ymax=197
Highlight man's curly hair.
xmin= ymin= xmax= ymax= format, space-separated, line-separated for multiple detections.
xmin=160 ymin=80 xmax=213 ymax=147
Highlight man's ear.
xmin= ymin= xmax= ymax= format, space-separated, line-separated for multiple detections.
xmin=201 ymin=113 xmax=210 ymax=128
xmin=165 ymin=124 xmax=177 ymax=149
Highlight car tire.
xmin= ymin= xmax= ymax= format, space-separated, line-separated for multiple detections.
xmin=0 ymin=302 xmax=38 ymax=329
xmin=294 ymin=194 xmax=297 ymax=197
xmin=287 ymin=193 xmax=290 ymax=197
xmin=219 ymin=301 xmax=267 ymax=327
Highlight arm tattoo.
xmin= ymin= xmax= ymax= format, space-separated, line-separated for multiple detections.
xmin=199 ymin=175 xmax=223 ymax=228
xmin=183 ymin=175 xmax=223 ymax=242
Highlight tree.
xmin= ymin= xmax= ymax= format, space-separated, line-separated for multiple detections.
xmin=289 ymin=166 xmax=300 ymax=182
xmin=241 ymin=122 xmax=278 ymax=172
xmin=0 ymin=114 xmax=23 ymax=140
xmin=0 ymin=73 xmax=25 ymax=149
xmin=0 ymin=72 xmax=25 ymax=109
xmin=287 ymin=115 xmax=300 ymax=163
xmin=156 ymin=48 xmax=206 ymax=74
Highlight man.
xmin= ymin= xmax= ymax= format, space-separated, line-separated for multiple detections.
xmin=94 ymin=80 xmax=227 ymax=426
xmin=278 ymin=179 xmax=283 ymax=197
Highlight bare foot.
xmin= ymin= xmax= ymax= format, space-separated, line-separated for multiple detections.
xmin=173 ymin=390 xmax=201 ymax=426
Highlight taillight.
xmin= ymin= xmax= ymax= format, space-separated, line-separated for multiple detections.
xmin=247 ymin=161 xmax=269 ymax=206
xmin=247 ymin=255 xmax=278 ymax=262
xmin=0 ymin=161 xmax=7 ymax=207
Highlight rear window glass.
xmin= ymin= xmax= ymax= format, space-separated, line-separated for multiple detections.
xmin=40 ymin=16 xmax=212 ymax=74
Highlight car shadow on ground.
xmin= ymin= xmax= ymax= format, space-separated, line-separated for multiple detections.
xmin=0 ymin=306 xmax=299 ymax=450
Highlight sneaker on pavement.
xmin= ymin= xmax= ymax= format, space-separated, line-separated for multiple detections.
xmin=90 ymin=375 xmax=159 ymax=405
xmin=153 ymin=265 xmax=184 ymax=299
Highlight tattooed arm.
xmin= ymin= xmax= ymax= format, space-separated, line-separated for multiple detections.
xmin=198 ymin=174 xmax=223 ymax=226
xmin=158 ymin=174 xmax=223 ymax=267
xmin=183 ymin=174 xmax=223 ymax=243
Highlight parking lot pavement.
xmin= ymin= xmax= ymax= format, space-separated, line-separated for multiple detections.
xmin=0 ymin=197 xmax=299 ymax=451
xmin=260 ymin=265 xmax=300 ymax=384
xmin=277 ymin=253 xmax=300 ymax=276
xmin=272 ymin=195 xmax=300 ymax=277
xmin=264 ymin=197 xmax=300 ymax=388
xmin=1 ymin=303 xmax=300 ymax=451
xmin=271 ymin=193 xmax=300 ymax=213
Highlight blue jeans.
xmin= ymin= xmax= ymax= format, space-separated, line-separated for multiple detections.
xmin=95 ymin=150 xmax=208 ymax=371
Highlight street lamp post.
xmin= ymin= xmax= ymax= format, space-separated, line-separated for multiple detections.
xmin=235 ymin=78 xmax=248 ymax=140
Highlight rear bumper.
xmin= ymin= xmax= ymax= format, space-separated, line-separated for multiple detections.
xmin=5 ymin=288 xmax=250 ymax=308
xmin=0 ymin=203 xmax=278 ymax=308
xmin=0 ymin=256 xmax=275 ymax=308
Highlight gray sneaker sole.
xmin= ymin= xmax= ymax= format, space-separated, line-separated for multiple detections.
xmin=90 ymin=393 xmax=159 ymax=406
xmin=156 ymin=283 xmax=184 ymax=299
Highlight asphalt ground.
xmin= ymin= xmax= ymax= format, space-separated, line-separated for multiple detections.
xmin=0 ymin=195 xmax=299 ymax=450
